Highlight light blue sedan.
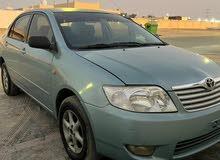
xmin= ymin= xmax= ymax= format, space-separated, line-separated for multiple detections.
xmin=0 ymin=8 xmax=220 ymax=160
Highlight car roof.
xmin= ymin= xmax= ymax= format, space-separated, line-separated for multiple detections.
xmin=26 ymin=8 xmax=110 ymax=14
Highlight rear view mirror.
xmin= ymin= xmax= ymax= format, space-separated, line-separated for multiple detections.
xmin=28 ymin=36 xmax=51 ymax=49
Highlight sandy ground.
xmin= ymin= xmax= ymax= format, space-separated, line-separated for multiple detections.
xmin=160 ymin=29 xmax=220 ymax=64
xmin=159 ymin=29 xmax=220 ymax=38
xmin=0 ymin=29 xmax=220 ymax=160
xmin=0 ymin=81 xmax=69 ymax=160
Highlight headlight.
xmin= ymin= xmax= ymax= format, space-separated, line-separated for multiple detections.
xmin=103 ymin=86 xmax=177 ymax=113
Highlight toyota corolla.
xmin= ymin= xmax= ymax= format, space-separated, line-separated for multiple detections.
xmin=0 ymin=8 xmax=220 ymax=160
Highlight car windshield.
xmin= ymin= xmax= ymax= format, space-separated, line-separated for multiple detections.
xmin=55 ymin=12 xmax=165 ymax=50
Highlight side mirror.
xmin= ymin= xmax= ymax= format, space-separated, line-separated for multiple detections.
xmin=28 ymin=36 xmax=51 ymax=49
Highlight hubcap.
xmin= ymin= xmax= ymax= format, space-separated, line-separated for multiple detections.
xmin=2 ymin=68 xmax=9 ymax=91
xmin=63 ymin=110 xmax=84 ymax=154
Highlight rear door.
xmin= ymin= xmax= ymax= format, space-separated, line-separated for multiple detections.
xmin=3 ymin=14 xmax=32 ymax=86
xmin=22 ymin=13 xmax=55 ymax=109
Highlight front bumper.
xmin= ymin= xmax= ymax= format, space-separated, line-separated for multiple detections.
xmin=84 ymin=96 xmax=220 ymax=160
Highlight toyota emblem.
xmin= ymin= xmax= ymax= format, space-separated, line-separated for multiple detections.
xmin=205 ymin=78 xmax=215 ymax=90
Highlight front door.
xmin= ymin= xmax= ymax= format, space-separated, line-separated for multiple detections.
xmin=22 ymin=13 xmax=55 ymax=109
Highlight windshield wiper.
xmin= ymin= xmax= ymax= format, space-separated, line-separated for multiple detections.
xmin=142 ymin=43 xmax=168 ymax=46
xmin=77 ymin=42 xmax=167 ymax=50
xmin=109 ymin=42 xmax=144 ymax=47
xmin=77 ymin=42 xmax=143 ymax=49
xmin=77 ymin=43 xmax=113 ymax=49
xmin=109 ymin=42 xmax=168 ymax=47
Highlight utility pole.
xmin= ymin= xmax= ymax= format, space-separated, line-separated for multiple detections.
xmin=205 ymin=9 xmax=211 ymax=19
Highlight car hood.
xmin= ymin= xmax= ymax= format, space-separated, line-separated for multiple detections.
xmin=76 ymin=45 xmax=220 ymax=90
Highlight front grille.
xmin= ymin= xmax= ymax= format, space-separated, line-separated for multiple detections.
xmin=175 ymin=128 xmax=220 ymax=154
xmin=173 ymin=77 xmax=220 ymax=111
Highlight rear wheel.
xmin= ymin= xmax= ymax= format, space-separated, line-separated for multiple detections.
xmin=59 ymin=96 xmax=97 ymax=160
xmin=1 ymin=63 xmax=20 ymax=96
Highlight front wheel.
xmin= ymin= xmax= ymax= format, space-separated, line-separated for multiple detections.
xmin=59 ymin=96 xmax=97 ymax=160
xmin=1 ymin=63 xmax=20 ymax=96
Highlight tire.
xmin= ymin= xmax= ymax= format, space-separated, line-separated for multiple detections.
xmin=59 ymin=96 xmax=97 ymax=160
xmin=1 ymin=63 xmax=20 ymax=96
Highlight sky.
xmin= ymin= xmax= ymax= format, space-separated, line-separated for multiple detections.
xmin=0 ymin=0 xmax=220 ymax=19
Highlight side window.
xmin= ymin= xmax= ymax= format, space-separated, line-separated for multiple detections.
xmin=9 ymin=15 xmax=31 ymax=42
xmin=28 ymin=14 xmax=54 ymax=43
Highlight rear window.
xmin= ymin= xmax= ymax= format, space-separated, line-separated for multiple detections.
xmin=9 ymin=15 xmax=31 ymax=42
